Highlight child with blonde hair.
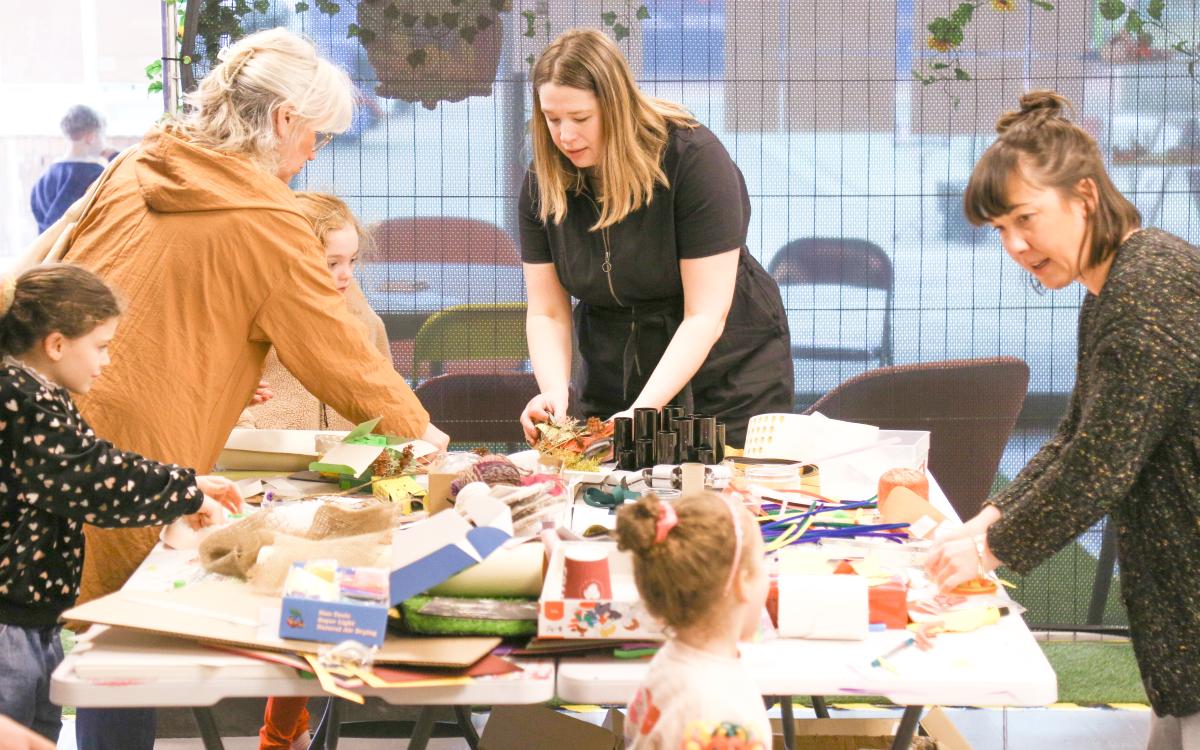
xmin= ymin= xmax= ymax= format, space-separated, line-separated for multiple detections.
xmin=615 ymin=492 xmax=771 ymax=749
xmin=0 ymin=264 xmax=240 ymax=743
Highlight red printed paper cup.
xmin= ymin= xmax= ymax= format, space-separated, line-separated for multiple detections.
xmin=563 ymin=547 xmax=612 ymax=600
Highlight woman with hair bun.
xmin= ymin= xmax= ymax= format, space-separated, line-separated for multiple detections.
xmin=926 ymin=90 xmax=1200 ymax=748
xmin=47 ymin=28 xmax=448 ymax=750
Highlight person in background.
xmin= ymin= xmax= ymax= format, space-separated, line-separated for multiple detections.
xmin=30 ymin=105 xmax=118 ymax=233
xmin=614 ymin=492 xmax=771 ymax=749
xmin=926 ymin=90 xmax=1200 ymax=750
xmin=239 ymin=191 xmax=389 ymax=432
xmin=0 ymin=265 xmax=239 ymax=744
xmin=245 ymin=191 xmax=393 ymax=750
xmin=0 ymin=714 xmax=53 ymax=750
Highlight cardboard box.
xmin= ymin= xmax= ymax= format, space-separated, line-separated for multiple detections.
xmin=480 ymin=706 xmax=624 ymax=750
xmin=539 ymin=542 xmax=664 ymax=640
xmin=218 ymin=428 xmax=344 ymax=472
xmin=279 ymin=563 xmax=389 ymax=648
xmin=771 ymin=707 xmax=972 ymax=750
xmin=389 ymin=494 xmax=513 ymax=604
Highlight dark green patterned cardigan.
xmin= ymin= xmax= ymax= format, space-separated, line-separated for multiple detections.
xmin=988 ymin=228 xmax=1200 ymax=717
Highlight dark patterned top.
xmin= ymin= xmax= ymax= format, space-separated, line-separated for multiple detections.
xmin=987 ymin=229 xmax=1200 ymax=717
xmin=0 ymin=361 xmax=202 ymax=627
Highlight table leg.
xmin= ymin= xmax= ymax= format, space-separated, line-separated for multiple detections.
xmin=191 ymin=707 xmax=225 ymax=750
xmin=811 ymin=695 xmax=830 ymax=719
xmin=454 ymin=705 xmax=480 ymax=749
xmin=779 ymin=698 xmax=796 ymax=750
xmin=408 ymin=707 xmax=437 ymax=750
xmin=307 ymin=698 xmax=342 ymax=750
xmin=891 ymin=705 xmax=924 ymax=750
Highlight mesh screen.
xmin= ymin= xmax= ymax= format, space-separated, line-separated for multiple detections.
xmin=179 ymin=0 xmax=1200 ymax=630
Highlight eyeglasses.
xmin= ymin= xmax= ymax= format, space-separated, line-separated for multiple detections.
xmin=314 ymin=131 xmax=334 ymax=152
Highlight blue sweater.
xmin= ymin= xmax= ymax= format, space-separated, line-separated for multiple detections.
xmin=30 ymin=160 xmax=105 ymax=233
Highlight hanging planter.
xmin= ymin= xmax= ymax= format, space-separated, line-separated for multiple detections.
xmin=353 ymin=0 xmax=508 ymax=110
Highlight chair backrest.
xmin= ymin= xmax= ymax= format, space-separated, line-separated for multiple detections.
xmin=803 ymin=357 xmax=1030 ymax=520
xmin=768 ymin=237 xmax=895 ymax=365
xmin=371 ymin=217 xmax=521 ymax=265
xmin=768 ymin=237 xmax=893 ymax=290
xmin=411 ymin=302 xmax=529 ymax=385
xmin=414 ymin=373 xmax=540 ymax=446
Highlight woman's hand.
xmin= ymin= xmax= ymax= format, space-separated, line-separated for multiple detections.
xmin=925 ymin=534 xmax=1002 ymax=591
xmin=520 ymin=391 xmax=569 ymax=443
xmin=185 ymin=496 xmax=228 ymax=530
xmin=421 ymin=422 xmax=450 ymax=451
xmin=196 ymin=475 xmax=244 ymax=515
xmin=247 ymin=380 xmax=274 ymax=406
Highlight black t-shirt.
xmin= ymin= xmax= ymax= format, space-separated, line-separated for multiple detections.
xmin=518 ymin=124 xmax=750 ymax=305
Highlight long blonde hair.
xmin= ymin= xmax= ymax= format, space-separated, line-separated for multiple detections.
xmin=293 ymin=191 xmax=375 ymax=258
xmin=530 ymin=28 xmax=697 ymax=230
xmin=176 ymin=28 xmax=354 ymax=176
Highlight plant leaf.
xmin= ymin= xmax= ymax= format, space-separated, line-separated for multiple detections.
xmin=401 ymin=11 xmax=418 ymax=27
xmin=490 ymin=0 xmax=511 ymax=10
xmin=406 ymin=48 xmax=427 ymax=67
xmin=346 ymin=22 xmax=360 ymax=37
xmin=148 ymin=81 xmax=164 ymax=94
xmin=253 ymin=0 xmax=269 ymax=12
xmin=441 ymin=11 xmax=460 ymax=27
xmin=636 ymin=4 xmax=650 ymax=20
xmin=1098 ymin=0 xmax=1126 ymax=21
xmin=521 ymin=9 xmax=536 ymax=37
xmin=601 ymin=11 xmax=617 ymax=25
xmin=384 ymin=4 xmax=399 ymax=19
xmin=145 ymin=59 xmax=163 ymax=77
xmin=294 ymin=0 xmax=309 ymax=11
xmin=1190 ymin=60 xmax=1197 ymax=77
xmin=1029 ymin=0 xmax=1054 ymax=10
xmin=932 ymin=61 xmax=950 ymax=69
xmin=613 ymin=22 xmax=629 ymax=41
xmin=460 ymin=24 xmax=478 ymax=42
xmin=950 ymin=2 xmax=975 ymax=26
xmin=359 ymin=27 xmax=376 ymax=44
xmin=954 ymin=66 xmax=971 ymax=80
xmin=1124 ymin=9 xmax=1143 ymax=34
xmin=1147 ymin=0 xmax=1164 ymax=21
xmin=476 ymin=13 xmax=493 ymax=29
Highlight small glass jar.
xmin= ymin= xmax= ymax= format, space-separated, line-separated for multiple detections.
xmin=744 ymin=464 xmax=803 ymax=491
xmin=640 ymin=487 xmax=682 ymax=502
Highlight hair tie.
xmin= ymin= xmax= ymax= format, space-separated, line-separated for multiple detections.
xmin=653 ymin=501 xmax=677 ymax=544
xmin=222 ymin=47 xmax=255 ymax=84
xmin=0 ymin=275 xmax=16 ymax=316
xmin=721 ymin=495 xmax=745 ymax=596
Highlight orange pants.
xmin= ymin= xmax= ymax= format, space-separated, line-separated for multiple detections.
xmin=259 ymin=696 xmax=310 ymax=750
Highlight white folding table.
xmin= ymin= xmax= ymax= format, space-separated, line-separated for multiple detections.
xmin=556 ymin=474 xmax=1058 ymax=750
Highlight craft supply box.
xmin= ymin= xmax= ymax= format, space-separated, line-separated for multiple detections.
xmin=278 ymin=565 xmax=389 ymax=648
xmin=538 ymin=542 xmax=664 ymax=640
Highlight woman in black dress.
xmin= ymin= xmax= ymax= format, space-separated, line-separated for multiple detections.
xmin=517 ymin=28 xmax=793 ymax=446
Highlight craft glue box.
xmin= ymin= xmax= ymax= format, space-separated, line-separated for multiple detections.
xmin=539 ymin=542 xmax=664 ymax=640
xmin=279 ymin=561 xmax=389 ymax=648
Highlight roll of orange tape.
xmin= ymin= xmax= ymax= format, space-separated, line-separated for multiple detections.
xmin=878 ymin=467 xmax=929 ymax=507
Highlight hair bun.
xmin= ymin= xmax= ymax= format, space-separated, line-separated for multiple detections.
xmin=0 ymin=276 xmax=16 ymax=317
xmin=996 ymin=89 xmax=1071 ymax=134
xmin=615 ymin=493 xmax=663 ymax=555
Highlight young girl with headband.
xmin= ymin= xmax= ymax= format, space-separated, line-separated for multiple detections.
xmin=0 ymin=265 xmax=241 ymax=744
xmin=615 ymin=492 xmax=770 ymax=749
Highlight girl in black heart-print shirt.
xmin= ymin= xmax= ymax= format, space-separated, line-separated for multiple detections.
xmin=0 ymin=264 xmax=241 ymax=744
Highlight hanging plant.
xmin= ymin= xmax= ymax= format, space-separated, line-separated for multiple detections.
xmin=915 ymin=0 xmax=1200 ymax=90
xmin=352 ymin=0 xmax=510 ymax=109
xmin=154 ymin=0 xmax=654 ymax=110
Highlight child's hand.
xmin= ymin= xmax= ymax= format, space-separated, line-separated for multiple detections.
xmin=247 ymin=380 xmax=274 ymax=406
xmin=196 ymin=475 xmax=244 ymax=514
xmin=185 ymin=497 xmax=227 ymax=530
xmin=0 ymin=714 xmax=55 ymax=750
xmin=910 ymin=620 xmax=944 ymax=651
